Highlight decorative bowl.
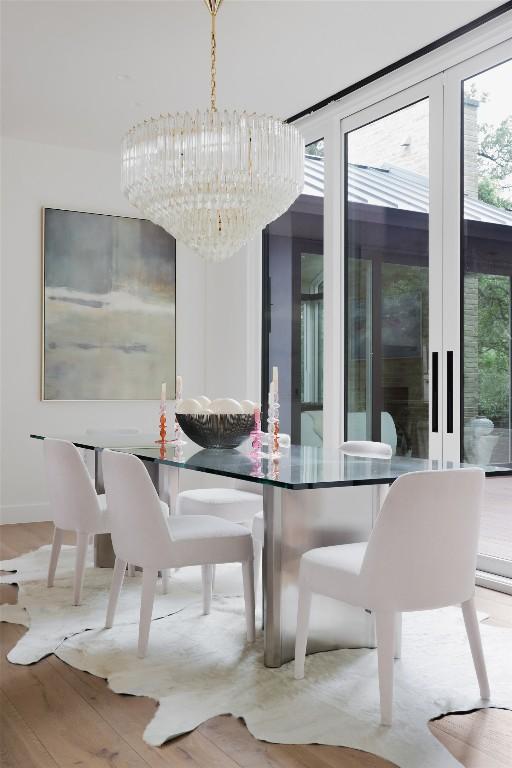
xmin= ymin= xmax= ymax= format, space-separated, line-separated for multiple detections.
xmin=176 ymin=412 xmax=255 ymax=449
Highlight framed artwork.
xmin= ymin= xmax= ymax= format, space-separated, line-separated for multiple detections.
xmin=42 ymin=208 xmax=176 ymax=400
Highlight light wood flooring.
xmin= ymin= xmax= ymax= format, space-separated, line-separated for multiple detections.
xmin=1 ymin=522 xmax=511 ymax=768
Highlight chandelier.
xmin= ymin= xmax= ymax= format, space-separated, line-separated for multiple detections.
xmin=121 ymin=0 xmax=304 ymax=262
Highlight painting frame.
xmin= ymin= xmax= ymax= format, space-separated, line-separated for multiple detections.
xmin=41 ymin=207 xmax=177 ymax=402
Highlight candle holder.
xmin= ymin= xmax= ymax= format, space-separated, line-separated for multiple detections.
xmin=267 ymin=455 xmax=281 ymax=481
xmin=250 ymin=454 xmax=265 ymax=478
xmin=267 ymin=388 xmax=281 ymax=458
xmin=250 ymin=406 xmax=265 ymax=459
xmin=155 ymin=401 xmax=172 ymax=444
xmin=173 ymin=406 xmax=187 ymax=445
xmin=173 ymin=443 xmax=185 ymax=463
xmin=173 ymin=379 xmax=187 ymax=446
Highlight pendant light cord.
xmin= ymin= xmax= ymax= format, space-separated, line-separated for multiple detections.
xmin=203 ymin=0 xmax=224 ymax=112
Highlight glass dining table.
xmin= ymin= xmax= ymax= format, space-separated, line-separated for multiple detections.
xmin=30 ymin=432 xmax=511 ymax=667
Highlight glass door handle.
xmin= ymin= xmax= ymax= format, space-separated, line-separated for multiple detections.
xmin=432 ymin=352 xmax=439 ymax=433
xmin=446 ymin=350 xmax=454 ymax=434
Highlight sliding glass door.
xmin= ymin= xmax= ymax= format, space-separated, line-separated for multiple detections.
xmin=262 ymin=35 xmax=511 ymax=586
xmin=341 ymin=48 xmax=511 ymax=580
xmin=444 ymin=43 xmax=512 ymax=581
xmin=461 ymin=58 xmax=512 ymax=470
xmin=342 ymin=81 xmax=443 ymax=459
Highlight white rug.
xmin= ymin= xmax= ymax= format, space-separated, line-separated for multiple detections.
xmin=2 ymin=546 xmax=511 ymax=768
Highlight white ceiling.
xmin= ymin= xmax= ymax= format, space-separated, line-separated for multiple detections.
xmin=1 ymin=0 xmax=502 ymax=154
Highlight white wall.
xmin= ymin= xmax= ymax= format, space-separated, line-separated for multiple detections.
xmin=0 ymin=136 xmax=257 ymax=523
xmin=204 ymin=235 xmax=261 ymax=403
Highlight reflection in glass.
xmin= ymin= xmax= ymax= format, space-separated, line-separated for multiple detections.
xmin=265 ymin=140 xmax=324 ymax=446
xmin=462 ymin=60 xmax=512 ymax=469
xmin=345 ymin=99 xmax=430 ymax=458
xmin=462 ymin=60 xmax=512 ymax=565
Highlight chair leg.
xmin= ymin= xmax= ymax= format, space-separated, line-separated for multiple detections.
xmin=375 ymin=611 xmax=395 ymax=726
xmin=253 ymin=539 xmax=263 ymax=597
xmin=366 ymin=609 xmax=377 ymax=648
xmin=294 ymin=585 xmax=312 ymax=679
xmin=242 ymin=559 xmax=256 ymax=642
xmin=202 ymin=565 xmax=214 ymax=615
xmin=462 ymin=597 xmax=490 ymax=700
xmin=394 ymin=613 xmax=402 ymax=660
xmin=47 ymin=527 xmax=64 ymax=587
xmin=105 ymin=557 xmax=127 ymax=628
xmin=162 ymin=568 xmax=170 ymax=594
xmin=73 ymin=532 xmax=89 ymax=606
xmin=138 ymin=568 xmax=158 ymax=658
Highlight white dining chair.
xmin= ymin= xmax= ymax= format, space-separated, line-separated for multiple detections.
xmin=44 ymin=438 xmax=113 ymax=605
xmin=83 ymin=429 xmax=143 ymax=579
xmin=102 ymin=450 xmax=256 ymax=658
xmin=294 ymin=468 xmax=490 ymax=726
xmin=251 ymin=442 xmax=392 ymax=598
xmin=81 ymin=428 xmax=141 ymax=479
xmin=340 ymin=440 xmax=392 ymax=459
xmin=340 ymin=440 xmax=393 ymax=511
xmin=175 ymin=434 xmax=290 ymax=527
xmin=176 ymin=486 xmax=262 ymax=525
xmin=176 ymin=484 xmax=263 ymax=590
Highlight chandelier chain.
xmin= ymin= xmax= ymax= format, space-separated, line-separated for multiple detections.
xmin=210 ymin=10 xmax=217 ymax=111
xmin=203 ymin=0 xmax=224 ymax=112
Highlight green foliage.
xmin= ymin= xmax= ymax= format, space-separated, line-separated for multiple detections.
xmin=478 ymin=177 xmax=512 ymax=209
xmin=477 ymin=116 xmax=512 ymax=211
xmin=477 ymin=275 xmax=511 ymax=425
xmin=306 ymin=139 xmax=324 ymax=158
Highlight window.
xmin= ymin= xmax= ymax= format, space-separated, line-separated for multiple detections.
xmin=345 ymin=100 xmax=430 ymax=458
xmin=263 ymin=139 xmax=324 ymax=445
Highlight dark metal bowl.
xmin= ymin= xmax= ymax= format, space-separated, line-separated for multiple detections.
xmin=176 ymin=412 xmax=255 ymax=449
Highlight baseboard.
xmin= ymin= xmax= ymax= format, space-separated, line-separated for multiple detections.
xmin=0 ymin=502 xmax=51 ymax=524
xmin=476 ymin=570 xmax=512 ymax=597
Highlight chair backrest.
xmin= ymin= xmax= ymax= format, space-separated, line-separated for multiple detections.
xmin=360 ymin=468 xmax=485 ymax=611
xmin=347 ymin=412 xmax=397 ymax=455
xmin=102 ymin=450 xmax=171 ymax=568
xmin=340 ymin=441 xmax=392 ymax=459
xmin=44 ymin=438 xmax=102 ymax=532
xmin=82 ymin=429 xmax=141 ymax=478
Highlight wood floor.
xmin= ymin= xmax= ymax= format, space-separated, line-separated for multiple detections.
xmin=1 ymin=523 xmax=511 ymax=768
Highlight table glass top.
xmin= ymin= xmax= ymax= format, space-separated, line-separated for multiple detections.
xmin=30 ymin=433 xmax=512 ymax=490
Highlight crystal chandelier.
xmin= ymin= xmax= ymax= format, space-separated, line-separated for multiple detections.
xmin=121 ymin=0 xmax=304 ymax=262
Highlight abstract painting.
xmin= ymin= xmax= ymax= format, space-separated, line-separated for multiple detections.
xmin=43 ymin=208 xmax=176 ymax=400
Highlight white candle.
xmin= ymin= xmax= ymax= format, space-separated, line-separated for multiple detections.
xmin=272 ymin=366 xmax=279 ymax=388
xmin=176 ymin=375 xmax=182 ymax=399
xmin=160 ymin=382 xmax=166 ymax=404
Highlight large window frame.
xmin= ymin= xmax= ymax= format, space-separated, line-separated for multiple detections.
xmin=266 ymin=16 xmax=512 ymax=588
xmin=340 ymin=82 xmax=443 ymax=461
xmin=289 ymin=14 xmax=512 ymax=455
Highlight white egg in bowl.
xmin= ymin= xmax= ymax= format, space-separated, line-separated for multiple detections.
xmin=176 ymin=398 xmax=203 ymax=414
xmin=210 ymin=398 xmax=243 ymax=415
